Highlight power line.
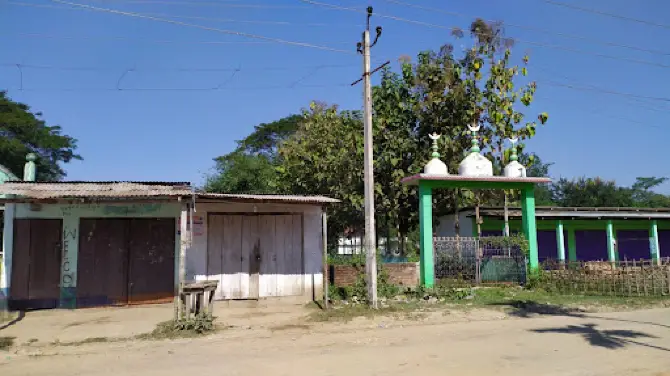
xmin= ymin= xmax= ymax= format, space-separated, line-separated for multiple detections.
xmin=542 ymin=80 xmax=670 ymax=103
xmin=56 ymin=0 xmax=312 ymax=9
xmin=0 ymin=62 xmax=358 ymax=72
xmin=300 ymin=0 xmax=670 ymax=69
xmin=4 ymin=32 xmax=352 ymax=45
xmin=3 ymin=82 xmax=353 ymax=92
xmin=543 ymin=0 xmax=670 ymax=30
xmin=40 ymin=0 xmax=356 ymax=55
xmin=7 ymin=1 xmax=362 ymax=27
xmin=383 ymin=0 xmax=670 ymax=56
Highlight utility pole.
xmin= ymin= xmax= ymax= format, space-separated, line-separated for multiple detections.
xmin=352 ymin=6 xmax=385 ymax=308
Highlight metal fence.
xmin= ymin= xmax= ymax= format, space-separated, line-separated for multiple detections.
xmin=433 ymin=237 xmax=527 ymax=285
xmin=540 ymin=258 xmax=670 ymax=297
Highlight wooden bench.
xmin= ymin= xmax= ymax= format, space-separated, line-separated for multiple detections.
xmin=178 ymin=280 xmax=218 ymax=320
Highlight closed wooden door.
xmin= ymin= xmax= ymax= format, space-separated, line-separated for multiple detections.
xmin=207 ymin=214 xmax=303 ymax=300
xmin=10 ymin=219 xmax=63 ymax=310
xmin=258 ymin=215 xmax=303 ymax=298
xmin=77 ymin=219 xmax=129 ymax=307
xmin=207 ymin=215 xmax=249 ymax=299
xmin=127 ymin=218 xmax=176 ymax=304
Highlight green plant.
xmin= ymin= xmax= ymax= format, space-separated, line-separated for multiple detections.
xmin=140 ymin=313 xmax=217 ymax=340
xmin=173 ymin=313 xmax=215 ymax=334
xmin=480 ymin=235 xmax=530 ymax=256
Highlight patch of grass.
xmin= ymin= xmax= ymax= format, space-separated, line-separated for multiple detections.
xmin=0 ymin=336 xmax=15 ymax=351
xmin=136 ymin=314 xmax=219 ymax=341
xmin=308 ymin=301 xmax=426 ymax=323
xmin=314 ymin=285 xmax=670 ymax=323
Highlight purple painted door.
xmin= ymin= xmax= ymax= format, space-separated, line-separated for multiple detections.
xmin=617 ymin=230 xmax=651 ymax=261
xmin=537 ymin=230 xmax=562 ymax=262
xmin=481 ymin=230 xmax=503 ymax=237
xmin=575 ymin=230 xmax=608 ymax=261
xmin=659 ymin=230 xmax=670 ymax=259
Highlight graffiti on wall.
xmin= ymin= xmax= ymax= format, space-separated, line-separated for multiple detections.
xmin=61 ymin=223 xmax=77 ymax=288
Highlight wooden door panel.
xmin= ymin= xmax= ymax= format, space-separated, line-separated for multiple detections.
xmin=241 ymin=216 xmax=259 ymax=299
xmin=206 ymin=215 xmax=225 ymax=300
xmin=258 ymin=216 xmax=277 ymax=297
xmin=128 ymin=219 xmax=175 ymax=304
xmin=10 ymin=219 xmax=62 ymax=310
xmin=77 ymin=219 xmax=129 ymax=308
xmin=288 ymin=215 xmax=304 ymax=296
xmin=10 ymin=219 xmax=32 ymax=304
xmin=221 ymin=216 xmax=243 ymax=299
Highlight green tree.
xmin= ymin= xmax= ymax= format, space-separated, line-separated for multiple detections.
xmin=276 ymin=19 xmax=550 ymax=247
xmin=0 ymin=91 xmax=81 ymax=180
xmin=630 ymin=177 xmax=670 ymax=207
xmin=550 ymin=177 xmax=634 ymax=207
xmin=205 ymin=114 xmax=301 ymax=193
xmin=278 ymin=102 xmax=365 ymax=241
xmin=204 ymin=152 xmax=279 ymax=194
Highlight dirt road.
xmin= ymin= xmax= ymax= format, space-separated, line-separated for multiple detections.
xmin=2 ymin=307 xmax=670 ymax=376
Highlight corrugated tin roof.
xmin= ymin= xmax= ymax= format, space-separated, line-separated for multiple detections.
xmin=0 ymin=181 xmax=192 ymax=200
xmin=196 ymin=192 xmax=340 ymax=204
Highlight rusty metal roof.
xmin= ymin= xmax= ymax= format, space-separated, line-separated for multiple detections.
xmin=196 ymin=192 xmax=339 ymax=205
xmin=0 ymin=181 xmax=192 ymax=200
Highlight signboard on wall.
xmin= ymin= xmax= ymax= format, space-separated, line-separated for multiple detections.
xmin=192 ymin=215 xmax=204 ymax=236
xmin=177 ymin=213 xmax=205 ymax=236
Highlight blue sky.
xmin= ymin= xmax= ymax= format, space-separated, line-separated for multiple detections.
xmin=1 ymin=0 xmax=669 ymax=193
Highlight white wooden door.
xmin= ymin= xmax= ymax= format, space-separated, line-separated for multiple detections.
xmin=206 ymin=215 xmax=225 ymax=300
xmin=221 ymin=216 xmax=243 ymax=299
xmin=208 ymin=214 xmax=303 ymax=300
xmin=207 ymin=215 xmax=246 ymax=299
xmin=258 ymin=215 xmax=303 ymax=298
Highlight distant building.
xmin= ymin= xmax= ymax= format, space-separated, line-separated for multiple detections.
xmin=437 ymin=206 xmax=669 ymax=262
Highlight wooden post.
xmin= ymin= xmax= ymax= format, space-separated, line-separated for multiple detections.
xmin=175 ymin=202 xmax=189 ymax=321
xmin=322 ymin=209 xmax=329 ymax=309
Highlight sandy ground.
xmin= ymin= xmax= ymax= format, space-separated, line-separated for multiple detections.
xmin=1 ymin=301 xmax=670 ymax=376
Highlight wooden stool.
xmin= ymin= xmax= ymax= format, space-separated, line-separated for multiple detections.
xmin=178 ymin=280 xmax=218 ymax=320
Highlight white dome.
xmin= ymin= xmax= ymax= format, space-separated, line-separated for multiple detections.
xmin=458 ymin=152 xmax=493 ymax=177
xmin=504 ymin=160 xmax=526 ymax=178
xmin=424 ymin=158 xmax=448 ymax=175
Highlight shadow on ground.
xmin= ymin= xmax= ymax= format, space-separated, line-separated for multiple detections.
xmin=489 ymin=300 xmax=670 ymax=329
xmin=0 ymin=311 xmax=25 ymax=331
xmin=531 ymin=323 xmax=670 ymax=352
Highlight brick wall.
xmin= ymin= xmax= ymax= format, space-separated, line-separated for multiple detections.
xmin=330 ymin=263 xmax=419 ymax=287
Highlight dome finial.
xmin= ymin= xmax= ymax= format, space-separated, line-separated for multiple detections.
xmin=424 ymin=133 xmax=448 ymax=175
xmin=467 ymin=123 xmax=481 ymax=153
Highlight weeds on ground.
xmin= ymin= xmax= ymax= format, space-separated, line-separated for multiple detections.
xmin=137 ymin=313 xmax=218 ymax=340
xmin=0 ymin=336 xmax=14 ymax=351
xmin=318 ymin=282 xmax=670 ymax=322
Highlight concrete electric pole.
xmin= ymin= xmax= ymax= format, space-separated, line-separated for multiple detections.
xmin=352 ymin=6 xmax=387 ymax=308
